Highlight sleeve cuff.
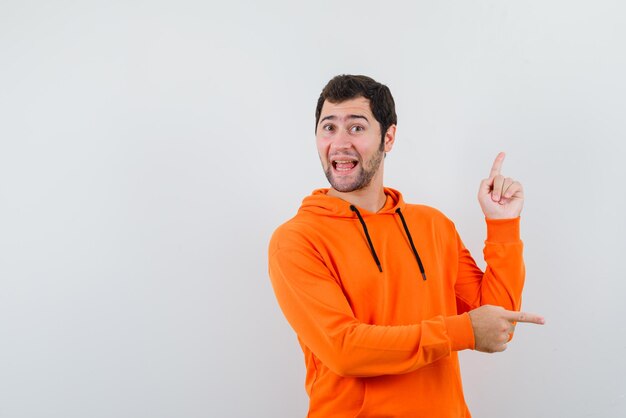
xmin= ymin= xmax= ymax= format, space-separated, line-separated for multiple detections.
xmin=485 ymin=217 xmax=521 ymax=242
xmin=444 ymin=313 xmax=475 ymax=352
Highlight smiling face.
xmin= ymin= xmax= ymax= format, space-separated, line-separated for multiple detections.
xmin=316 ymin=96 xmax=396 ymax=194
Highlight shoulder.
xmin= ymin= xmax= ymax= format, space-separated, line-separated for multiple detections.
xmin=400 ymin=203 xmax=459 ymax=236
xmin=402 ymin=203 xmax=453 ymax=223
xmin=398 ymin=203 xmax=462 ymax=250
xmin=268 ymin=213 xmax=320 ymax=255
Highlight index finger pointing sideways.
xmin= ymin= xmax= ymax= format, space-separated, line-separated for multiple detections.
xmin=504 ymin=310 xmax=546 ymax=325
xmin=489 ymin=152 xmax=506 ymax=178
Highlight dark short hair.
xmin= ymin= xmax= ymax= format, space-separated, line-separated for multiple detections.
xmin=315 ymin=74 xmax=397 ymax=142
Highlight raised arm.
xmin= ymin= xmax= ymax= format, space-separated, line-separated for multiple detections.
xmin=457 ymin=152 xmax=544 ymax=351
xmin=456 ymin=152 xmax=527 ymax=311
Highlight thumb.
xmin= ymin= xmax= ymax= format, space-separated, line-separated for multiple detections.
xmin=478 ymin=177 xmax=495 ymax=197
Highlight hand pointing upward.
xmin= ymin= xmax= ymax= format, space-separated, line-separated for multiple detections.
xmin=478 ymin=152 xmax=524 ymax=219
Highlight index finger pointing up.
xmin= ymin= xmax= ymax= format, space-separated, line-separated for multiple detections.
xmin=489 ymin=152 xmax=506 ymax=178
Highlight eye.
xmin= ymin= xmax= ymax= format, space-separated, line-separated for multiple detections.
xmin=323 ymin=124 xmax=335 ymax=132
xmin=350 ymin=125 xmax=364 ymax=133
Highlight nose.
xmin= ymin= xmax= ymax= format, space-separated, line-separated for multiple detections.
xmin=330 ymin=128 xmax=353 ymax=151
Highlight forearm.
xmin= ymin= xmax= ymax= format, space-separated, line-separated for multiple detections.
xmin=480 ymin=217 xmax=525 ymax=310
xmin=455 ymin=217 xmax=525 ymax=312
xmin=270 ymin=247 xmax=475 ymax=377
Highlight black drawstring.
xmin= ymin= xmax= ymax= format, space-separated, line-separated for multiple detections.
xmin=350 ymin=205 xmax=383 ymax=273
xmin=395 ymin=208 xmax=427 ymax=281
xmin=349 ymin=205 xmax=427 ymax=280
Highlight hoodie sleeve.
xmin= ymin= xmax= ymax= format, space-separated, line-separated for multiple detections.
xmin=454 ymin=217 xmax=525 ymax=313
xmin=268 ymin=227 xmax=475 ymax=378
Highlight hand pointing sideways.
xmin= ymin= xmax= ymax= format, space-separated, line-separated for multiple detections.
xmin=469 ymin=305 xmax=545 ymax=353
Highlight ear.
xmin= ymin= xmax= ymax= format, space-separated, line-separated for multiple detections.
xmin=383 ymin=125 xmax=397 ymax=153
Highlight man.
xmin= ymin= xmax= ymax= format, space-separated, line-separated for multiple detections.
xmin=268 ymin=75 xmax=544 ymax=417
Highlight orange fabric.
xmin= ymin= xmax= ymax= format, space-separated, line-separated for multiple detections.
xmin=268 ymin=188 xmax=524 ymax=417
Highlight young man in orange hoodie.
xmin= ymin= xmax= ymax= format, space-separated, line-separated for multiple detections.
xmin=268 ymin=75 xmax=544 ymax=417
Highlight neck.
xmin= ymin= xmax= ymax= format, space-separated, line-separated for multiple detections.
xmin=327 ymin=183 xmax=387 ymax=213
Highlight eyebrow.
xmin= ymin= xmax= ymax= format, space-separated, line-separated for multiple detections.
xmin=319 ymin=114 xmax=370 ymax=125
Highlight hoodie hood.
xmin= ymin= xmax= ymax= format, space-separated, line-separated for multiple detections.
xmin=297 ymin=187 xmax=425 ymax=278
xmin=298 ymin=187 xmax=407 ymax=217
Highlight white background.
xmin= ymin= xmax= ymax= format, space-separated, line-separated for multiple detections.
xmin=1 ymin=1 xmax=625 ymax=417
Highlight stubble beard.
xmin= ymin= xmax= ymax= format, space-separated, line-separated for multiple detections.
xmin=324 ymin=142 xmax=385 ymax=193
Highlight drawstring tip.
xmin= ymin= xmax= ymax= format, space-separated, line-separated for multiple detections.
xmin=421 ymin=272 xmax=427 ymax=281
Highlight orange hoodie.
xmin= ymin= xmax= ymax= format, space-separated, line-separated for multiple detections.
xmin=268 ymin=188 xmax=524 ymax=417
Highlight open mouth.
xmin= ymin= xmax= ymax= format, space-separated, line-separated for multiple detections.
xmin=332 ymin=159 xmax=359 ymax=172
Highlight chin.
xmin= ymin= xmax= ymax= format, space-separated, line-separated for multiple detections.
xmin=330 ymin=179 xmax=370 ymax=193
